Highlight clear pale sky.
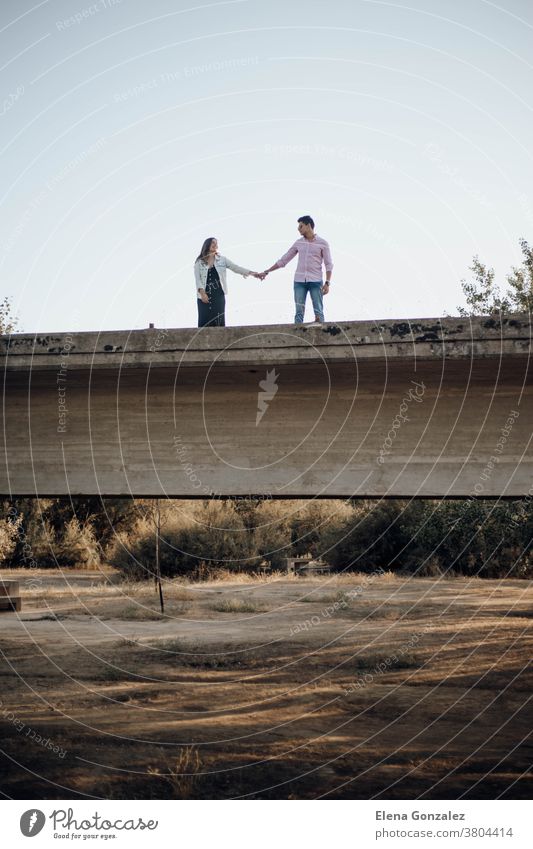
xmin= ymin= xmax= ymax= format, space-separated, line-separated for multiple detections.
xmin=1 ymin=0 xmax=532 ymax=333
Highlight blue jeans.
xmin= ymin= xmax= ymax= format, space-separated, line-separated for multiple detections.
xmin=294 ymin=281 xmax=324 ymax=323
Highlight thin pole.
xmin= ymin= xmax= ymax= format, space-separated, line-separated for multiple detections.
xmin=155 ymin=498 xmax=164 ymax=613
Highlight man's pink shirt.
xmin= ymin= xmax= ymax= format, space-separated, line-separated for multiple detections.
xmin=275 ymin=235 xmax=333 ymax=282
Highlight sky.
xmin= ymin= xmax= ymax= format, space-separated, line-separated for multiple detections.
xmin=1 ymin=0 xmax=532 ymax=333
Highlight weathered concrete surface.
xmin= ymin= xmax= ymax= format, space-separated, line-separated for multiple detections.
xmin=1 ymin=316 xmax=531 ymax=497
xmin=0 ymin=580 xmax=21 ymax=611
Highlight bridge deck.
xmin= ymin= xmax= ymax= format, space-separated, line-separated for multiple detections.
xmin=1 ymin=316 xmax=531 ymax=497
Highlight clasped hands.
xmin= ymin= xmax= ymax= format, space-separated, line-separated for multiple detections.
xmin=246 ymin=271 xmax=269 ymax=281
xmin=247 ymin=272 xmax=329 ymax=294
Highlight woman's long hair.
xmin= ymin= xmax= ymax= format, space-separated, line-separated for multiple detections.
xmin=196 ymin=237 xmax=216 ymax=263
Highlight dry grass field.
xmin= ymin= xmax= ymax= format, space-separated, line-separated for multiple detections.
xmin=0 ymin=569 xmax=532 ymax=799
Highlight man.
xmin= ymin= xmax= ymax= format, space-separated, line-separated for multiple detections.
xmin=263 ymin=215 xmax=333 ymax=324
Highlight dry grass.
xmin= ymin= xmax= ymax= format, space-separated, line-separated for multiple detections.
xmin=26 ymin=612 xmax=70 ymax=621
xmin=14 ymin=574 xmax=196 ymax=619
xmin=118 ymin=601 xmax=191 ymax=620
xmin=208 ymin=598 xmax=268 ymax=614
xmin=146 ymin=638 xmax=263 ymax=669
xmin=163 ymin=586 xmax=194 ymax=601
xmin=352 ymin=651 xmax=421 ymax=670
xmin=345 ymin=602 xmax=402 ymax=621
xmin=297 ymin=590 xmax=355 ymax=604
xmin=201 ymin=568 xmax=300 ymax=584
xmin=2 ymin=572 xmax=532 ymax=800
xmin=116 ymin=637 xmax=140 ymax=649
xmin=331 ymin=570 xmax=397 ymax=584
xmin=119 ymin=605 xmax=166 ymax=621
xmin=147 ymin=746 xmax=202 ymax=799
xmin=338 ymin=600 xmax=447 ymax=623
xmin=12 ymin=569 xmax=399 ymax=609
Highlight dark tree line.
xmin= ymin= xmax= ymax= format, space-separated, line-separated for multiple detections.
xmin=2 ymin=497 xmax=530 ymax=580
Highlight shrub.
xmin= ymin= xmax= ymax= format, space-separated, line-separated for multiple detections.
xmin=322 ymin=501 xmax=412 ymax=572
xmin=109 ymin=501 xmax=258 ymax=579
xmin=0 ymin=513 xmax=21 ymax=563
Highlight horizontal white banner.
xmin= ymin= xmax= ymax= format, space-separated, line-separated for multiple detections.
xmin=3 ymin=800 xmax=531 ymax=847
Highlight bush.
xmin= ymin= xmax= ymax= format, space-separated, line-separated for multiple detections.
xmin=289 ymin=499 xmax=354 ymax=558
xmin=0 ymin=513 xmax=21 ymax=563
xmin=2 ymin=497 xmax=140 ymax=568
xmin=5 ymin=495 xmax=531 ymax=581
xmin=109 ymin=501 xmax=259 ymax=579
xmin=322 ymin=501 xmax=412 ymax=572
xmin=406 ymin=500 xmax=532 ymax=578
xmin=321 ymin=499 xmax=533 ymax=578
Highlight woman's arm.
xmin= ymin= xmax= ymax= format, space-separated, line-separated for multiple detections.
xmin=194 ymin=262 xmax=209 ymax=301
xmin=223 ymin=256 xmax=251 ymax=276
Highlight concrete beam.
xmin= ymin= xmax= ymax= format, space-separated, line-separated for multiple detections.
xmin=1 ymin=316 xmax=531 ymax=497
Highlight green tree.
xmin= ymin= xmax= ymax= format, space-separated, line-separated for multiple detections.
xmin=322 ymin=500 xmax=411 ymax=572
xmin=458 ymin=238 xmax=533 ymax=316
xmin=0 ymin=296 xmax=19 ymax=334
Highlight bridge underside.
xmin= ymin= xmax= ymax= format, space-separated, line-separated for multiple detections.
xmin=1 ymin=317 xmax=531 ymax=498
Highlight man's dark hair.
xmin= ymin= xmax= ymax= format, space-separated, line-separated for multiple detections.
xmin=298 ymin=215 xmax=314 ymax=229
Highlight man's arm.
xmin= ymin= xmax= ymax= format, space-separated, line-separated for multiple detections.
xmin=263 ymin=242 xmax=298 ymax=275
xmin=322 ymin=240 xmax=333 ymax=292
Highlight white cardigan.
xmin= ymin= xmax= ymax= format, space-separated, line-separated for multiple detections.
xmin=194 ymin=254 xmax=250 ymax=298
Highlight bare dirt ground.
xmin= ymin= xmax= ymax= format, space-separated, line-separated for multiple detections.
xmin=1 ymin=568 xmax=532 ymax=799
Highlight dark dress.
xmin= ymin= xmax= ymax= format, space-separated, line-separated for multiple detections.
xmin=197 ymin=264 xmax=226 ymax=327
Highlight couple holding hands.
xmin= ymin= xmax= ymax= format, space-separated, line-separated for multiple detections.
xmin=194 ymin=215 xmax=333 ymax=327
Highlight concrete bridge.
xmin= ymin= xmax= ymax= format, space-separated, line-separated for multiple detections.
xmin=1 ymin=315 xmax=531 ymax=498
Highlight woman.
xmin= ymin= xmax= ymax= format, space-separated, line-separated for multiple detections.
xmin=194 ymin=237 xmax=263 ymax=327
